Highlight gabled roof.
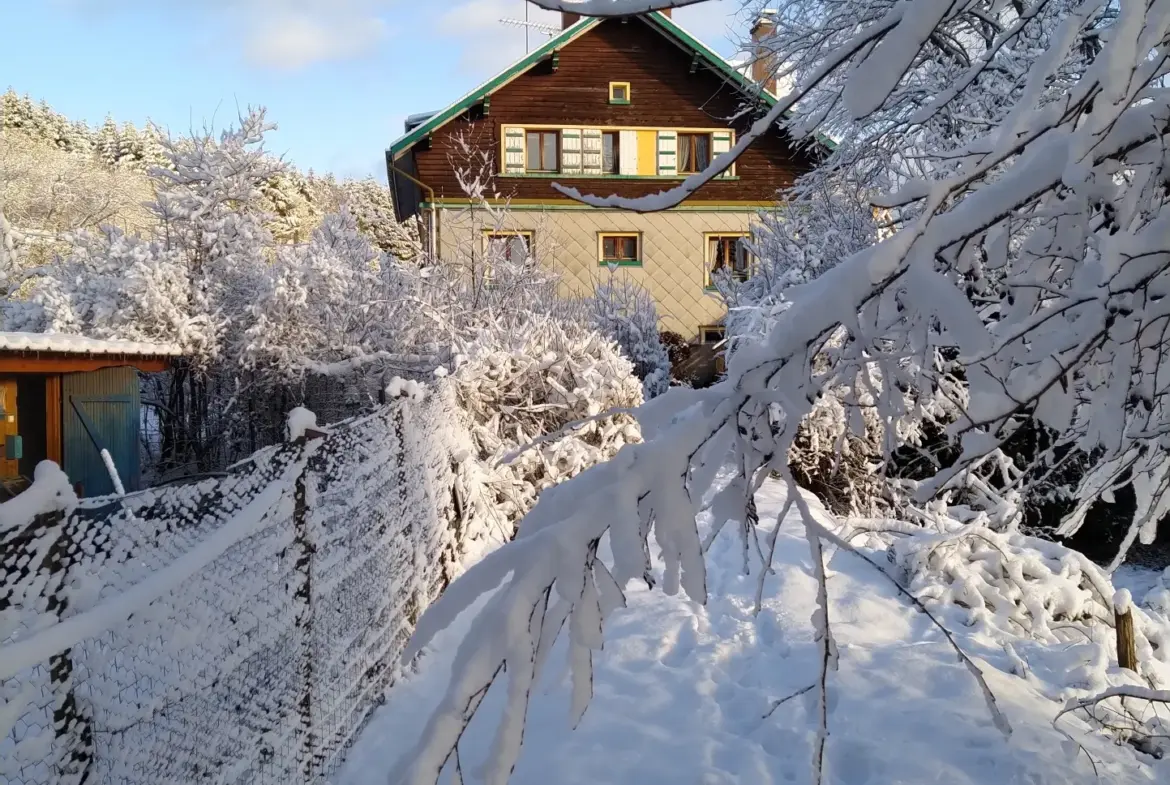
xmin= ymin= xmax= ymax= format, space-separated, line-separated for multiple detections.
xmin=387 ymin=11 xmax=831 ymax=162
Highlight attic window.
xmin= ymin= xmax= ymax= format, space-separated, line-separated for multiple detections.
xmin=609 ymin=82 xmax=631 ymax=104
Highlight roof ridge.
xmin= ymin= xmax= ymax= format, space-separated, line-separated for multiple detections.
xmin=386 ymin=11 xmax=834 ymax=165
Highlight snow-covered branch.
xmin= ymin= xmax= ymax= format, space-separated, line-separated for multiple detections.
xmin=395 ymin=0 xmax=1170 ymax=781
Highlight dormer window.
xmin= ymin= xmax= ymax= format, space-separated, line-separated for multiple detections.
xmin=609 ymin=82 xmax=631 ymax=104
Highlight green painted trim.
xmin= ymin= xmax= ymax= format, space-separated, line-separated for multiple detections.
xmin=609 ymin=99 xmax=632 ymax=105
xmin=643 ymin=13 xmax=837 ymax=153
xmin=422 ymin=200 xmax=764 ymax=213
xmin=388 ymin=18 xmax=602 ymax=158
xmin=598 ymin=259 xmax=643 ymax=267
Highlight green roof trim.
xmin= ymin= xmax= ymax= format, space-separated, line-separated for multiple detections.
xmin=641 ymin=13 xmax=837 ymax=153
xmin=387 ymin=11 xmax=835 ymax=162
xmin=388 ymin=18 xmax=601 ymax=160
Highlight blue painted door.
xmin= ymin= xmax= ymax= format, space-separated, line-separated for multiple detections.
xmin=62 ymin=367 xmax=141 ymax=497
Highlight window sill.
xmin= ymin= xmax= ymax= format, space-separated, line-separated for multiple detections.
xmin=599 ymin=260 xmax=643 ymax=267
xmin=501 ymin=173 xmax=740 ymax=181
xmin=608 ymin=100 xmax=631 ymax=105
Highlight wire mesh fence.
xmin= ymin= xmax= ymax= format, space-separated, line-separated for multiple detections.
xmin=1 ymin=382 xmax=487 ymax=785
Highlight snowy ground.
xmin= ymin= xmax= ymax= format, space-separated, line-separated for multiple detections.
xmin=339 ymin=480 xmax=1169 ymax=785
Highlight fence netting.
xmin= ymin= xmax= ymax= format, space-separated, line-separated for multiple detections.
xmin=1 ymin=382 xmax=491 ymax=785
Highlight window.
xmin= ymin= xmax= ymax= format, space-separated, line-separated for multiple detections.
xmin=484 ymin=231 xmax=534 ymax=264
xmin=700 ymin=325 xmax=727 ymax=375
xmin=678 ymin=133 xmax=711 ymax=174
xmin=598 ymin=232 xmax=641 ymax=266
xmin=602 ymin=132 xmax=620 ymax=174
xmin=705 ymin=234 xmax=752 ymax=287
xmin=526 ymin=130 xmax=559 ymax=172
xmin=699 ymin=325 xmax=726 ymax=344
xmin=609 ymin=82 xmax=631 ymax=104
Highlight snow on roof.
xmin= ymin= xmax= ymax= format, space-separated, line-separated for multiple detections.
xmin=405 ymin=112 xmax=437 ymax=133
xmin=0 ymin=332 xmax=183 ymax=357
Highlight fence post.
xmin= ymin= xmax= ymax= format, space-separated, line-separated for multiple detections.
xmin=39 ymin=508 xmax=94 ymax=784
xmin=1115 ymin=589 xmax=1138 ymax=673
xmin=292 ymin=427 xmax=326 ymax=782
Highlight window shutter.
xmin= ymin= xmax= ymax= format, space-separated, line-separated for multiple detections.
xmin=619 ymin=130 xmax=639 ymax=175
xmin=503 ymin=126 xmax=525 ymax=174
xmin=582 ymin=129 xmax=603 ymax=175
xmin=561 ymin=128 xmax=582 ymax=174
xmin=656 ymin=130 xmax=677 ymax=176
xmin=712 ymin=132 xmax=733 ymax=178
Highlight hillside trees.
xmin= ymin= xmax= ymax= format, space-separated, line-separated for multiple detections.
xmin=0 ymin=88 xmax=418 ymax=264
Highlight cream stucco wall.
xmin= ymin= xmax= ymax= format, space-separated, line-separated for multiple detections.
xmin=436 ymin=206 xmax=759 ymax=340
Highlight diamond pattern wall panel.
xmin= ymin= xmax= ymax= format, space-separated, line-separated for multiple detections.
xmin=438 ymin=207 xmax=757 ymax=341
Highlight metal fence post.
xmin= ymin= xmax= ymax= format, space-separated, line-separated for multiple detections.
xmin=292 ymin=428 xmax=325 ymax=782
xmin=39 ymin=509 xmax=94 ymax=784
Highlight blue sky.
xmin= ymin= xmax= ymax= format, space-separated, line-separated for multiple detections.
xmin=3 ymin=0 xmax=751 ymax=181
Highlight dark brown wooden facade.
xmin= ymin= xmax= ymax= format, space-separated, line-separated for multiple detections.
xmin=394 ymin=15 xmax=818 ymax=210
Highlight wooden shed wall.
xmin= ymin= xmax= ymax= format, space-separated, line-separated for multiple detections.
xmin=410 ymin=16 xmax=817 ymax=203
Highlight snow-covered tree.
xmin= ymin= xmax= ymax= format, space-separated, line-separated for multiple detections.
xmin=587 ymin=274 xmax=671 ymax=398
xmin=0 ymin=129 xmax=155 ymax=267
xmin=242 ymin=207 xmax=415 ymax=379
xmin=95 ymin=115 xmax=121 ymax=166
xmin=392 ymin=0 xmax=1170 ymax=782
xmin=337 ymin=176 xmax=423 ymax=260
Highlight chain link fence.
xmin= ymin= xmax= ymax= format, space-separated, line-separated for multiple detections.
xmin=1 ymin=382 xmax=493 ymax=785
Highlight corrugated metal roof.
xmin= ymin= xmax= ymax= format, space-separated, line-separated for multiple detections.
xmin=0 ymin=332 xmax=182 ymax=357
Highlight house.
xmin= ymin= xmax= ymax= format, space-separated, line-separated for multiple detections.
xmin=0 ymin=332 xmax=181 ymax=499
xmin=386 ymin=8 xmax=823 ymax=360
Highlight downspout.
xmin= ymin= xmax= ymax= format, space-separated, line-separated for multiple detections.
xmin=386 ymin=153 xmax=439 ymax=260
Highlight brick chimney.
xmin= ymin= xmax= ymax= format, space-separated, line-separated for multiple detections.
xmin=750 ymin=9 xmax=778 ymax=95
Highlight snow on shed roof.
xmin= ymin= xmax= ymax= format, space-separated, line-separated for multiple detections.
xmin=0 ymin=332 xmax=183 ymax=357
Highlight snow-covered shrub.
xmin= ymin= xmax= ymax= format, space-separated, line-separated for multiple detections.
xmin=391 ymin=0 xmax=1170 ymax=778
xmin=0 ymin=127 xmax=156 ymax=267
xmin=853 ymin=512 xmax=1170 ymax=753
xmin=241 ymin=208 xmax=418 ymax=381
xmin=450 ymin=315 xmax=643 ymax=524
xmin=586 ymin=276 xmax=670 ymax=399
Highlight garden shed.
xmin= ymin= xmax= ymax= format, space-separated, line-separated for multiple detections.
xmin=0 ymin=332 xmax=181 ymax=499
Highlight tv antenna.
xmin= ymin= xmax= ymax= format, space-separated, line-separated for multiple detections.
xmin=500 ymin=3 xmax=560 ymax=53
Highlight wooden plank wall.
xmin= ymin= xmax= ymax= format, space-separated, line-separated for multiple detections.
xmin=46 ymin=374 xmax=62 ymax=465
xmin=412 ymin=16 xmax=818 ymax=202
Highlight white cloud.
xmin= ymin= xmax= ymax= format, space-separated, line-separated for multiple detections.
xmin=435 ymin=0 xmax=751 ymax=80
xmin=57 ymin=0 xmax=397 ymax=70
xmin=671 ymin=0 xmax=750 ymax=57
xmin=244 ymin=8 xmax=389 ymax=69
xmin=439 ymin=0 xmax=561 ymax=75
